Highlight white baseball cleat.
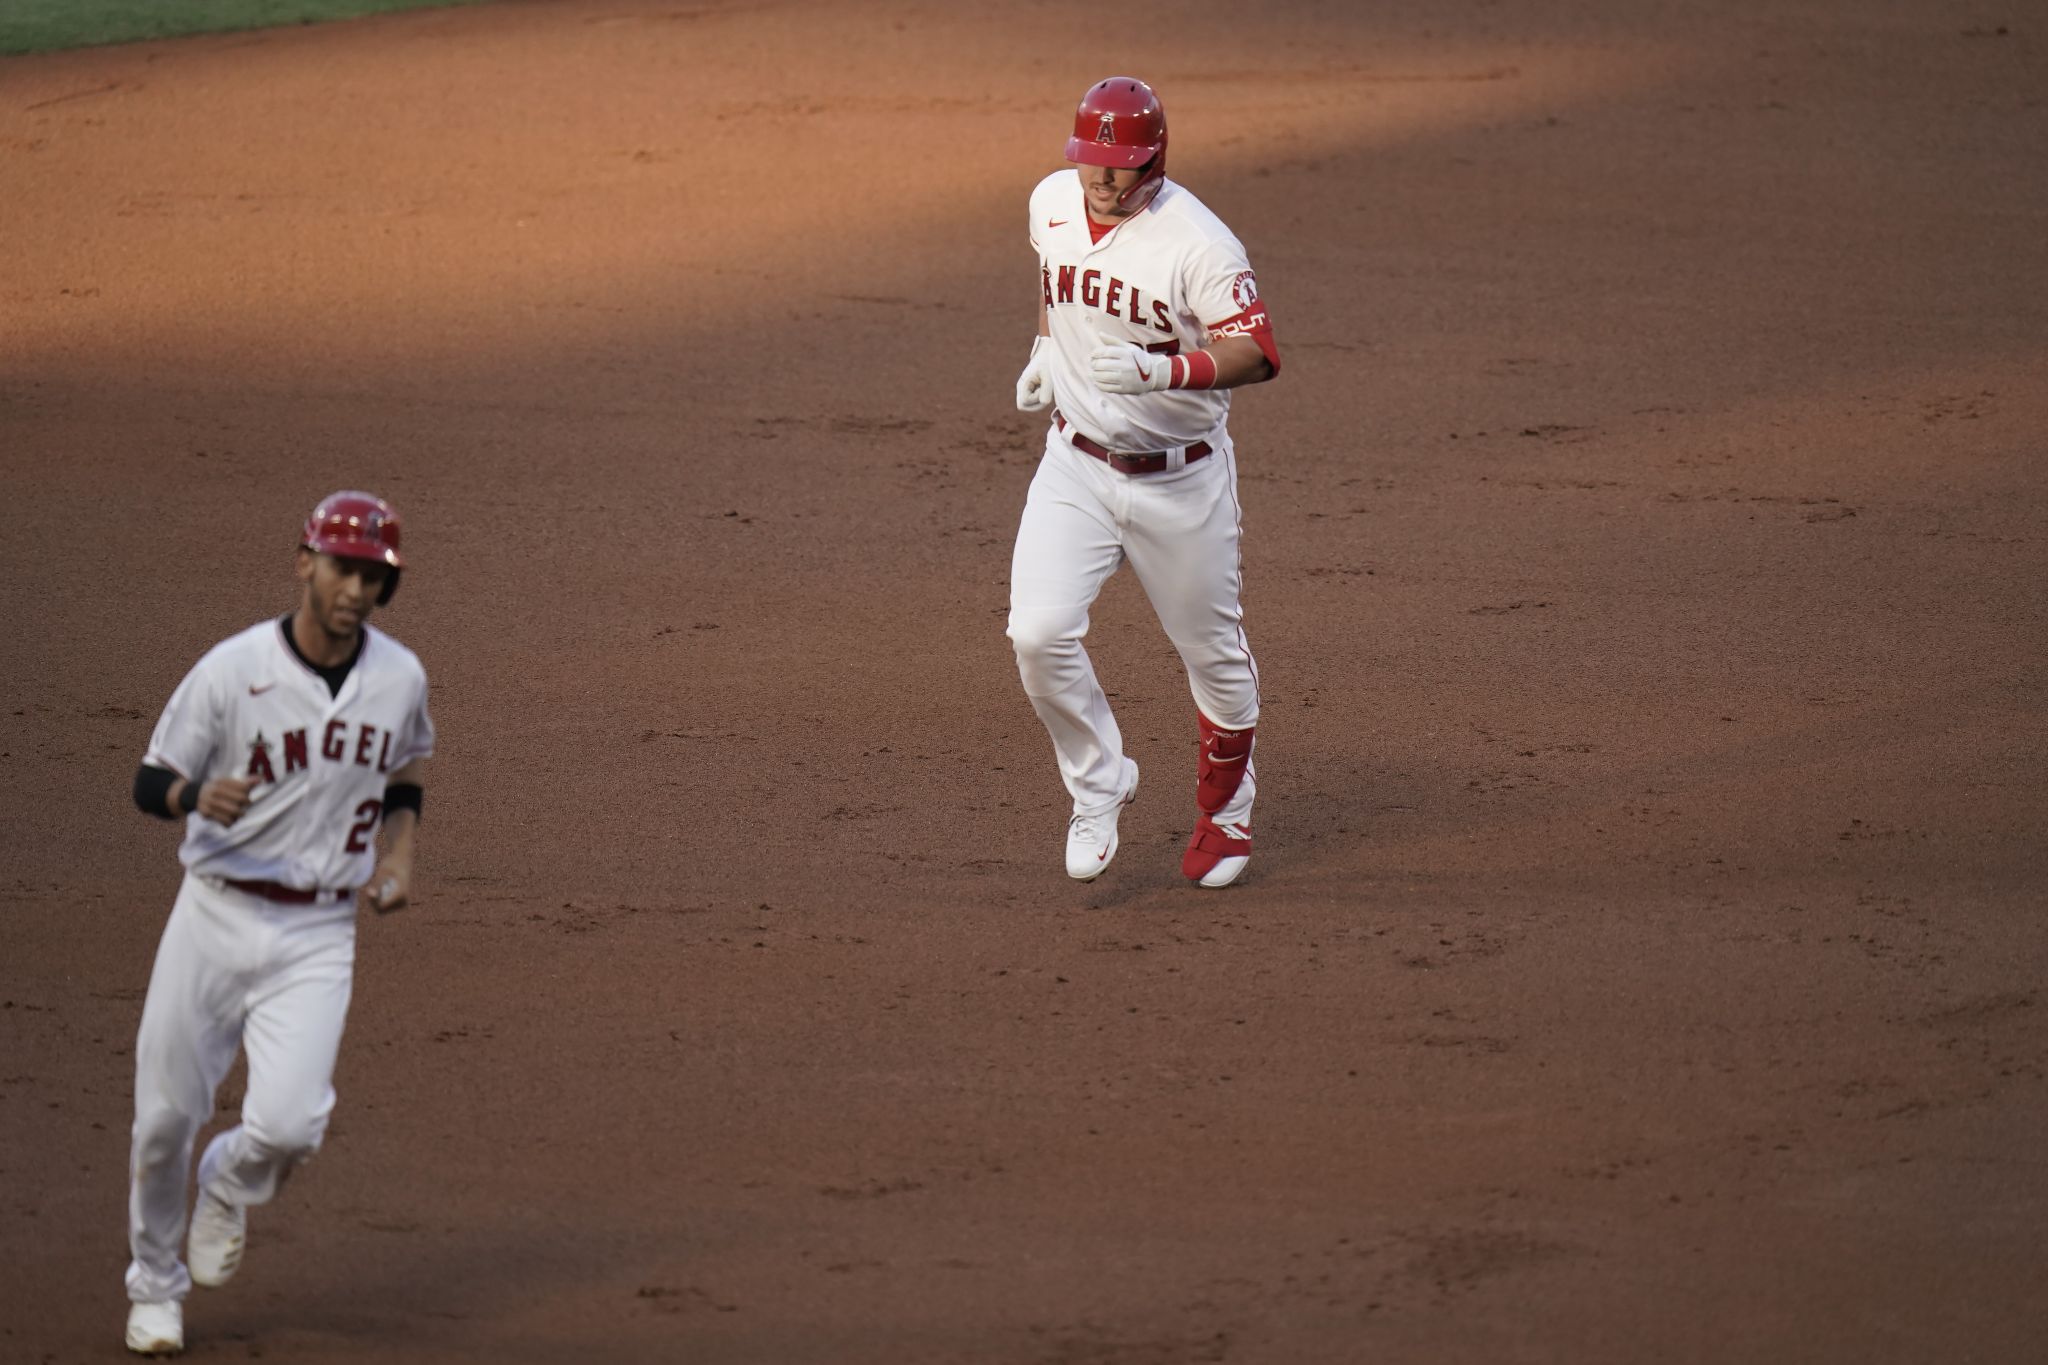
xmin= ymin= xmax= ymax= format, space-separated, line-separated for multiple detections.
xmin=1182 ymin=817 xmax=1252 ymax=888
xmin=1066 ymin=758 xmax=1139 ymax=880
xmin=187 ymin=1188 xmax=247 ymax=1288
xmin=125 ymin=1299 xmax=184 ymax=1355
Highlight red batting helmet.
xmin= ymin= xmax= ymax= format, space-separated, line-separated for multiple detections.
xmin=1065 ymin=77 xmax=1168 ymax=214
xmin=301 ymin=490 xmax=404 ymax=605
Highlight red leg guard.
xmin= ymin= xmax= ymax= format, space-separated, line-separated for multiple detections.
xmin=1182 ymin=816 xmax=1253 ymax=881
xmin=1195 ymin=714 xmax=1254 ymax=815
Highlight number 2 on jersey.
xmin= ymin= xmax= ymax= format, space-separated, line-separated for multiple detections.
xmin=344 ymin=798 xmax=383 ymax=853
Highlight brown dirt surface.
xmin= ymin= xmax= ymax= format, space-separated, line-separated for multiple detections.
xmin=3 ymin=2 xmax=2045 ymax=1360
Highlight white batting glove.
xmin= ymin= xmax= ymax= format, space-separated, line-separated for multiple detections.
xmin=1015 ymin=335 xmax=1053 ymax=412
xmin=1088 ymin=339 xmax=1174 ymax=394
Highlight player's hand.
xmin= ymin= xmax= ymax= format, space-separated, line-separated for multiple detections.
xmin=195 ymin=777 xmax=253 ymax=826
xmin=1089 ymin=339 xmax=1174 ymax=395
xmin=359 ymin=864 xmax=411 ymax=916
xmin=1015 ymin=336 xmax=1053 ymax=412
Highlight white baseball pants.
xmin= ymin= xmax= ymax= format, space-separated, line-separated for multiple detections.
xmin=126 ymin=874 xmax=356 ymax=1304
xmin=1008 ymin=423 xmax=1260 ymax=816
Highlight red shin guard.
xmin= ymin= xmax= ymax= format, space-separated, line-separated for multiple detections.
xmin=1195 ymin=714 xmax=1254 ymax=815
xmin=1182 ymin=816 xmax=1253 ymax=881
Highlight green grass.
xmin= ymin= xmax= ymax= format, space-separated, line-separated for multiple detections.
xmin=0 ymin=0 xmax=492 ymax=56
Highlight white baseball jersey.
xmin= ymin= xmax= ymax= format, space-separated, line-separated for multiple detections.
xmin=144 ymin=618 xmax=434 ymax=891
xmin=1030 ymin=171 xmax=1274 ymax=452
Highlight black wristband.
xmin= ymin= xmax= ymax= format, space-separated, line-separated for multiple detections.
xmin=177 ymin=779 xmax=200 ymax=814
xmin=134 ymin=764 xmax=182 ymax=819
xmin=384 ymin=782 xmax=423 ymax=819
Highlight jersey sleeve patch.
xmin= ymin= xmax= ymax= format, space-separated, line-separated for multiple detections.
xmin=1186 ymin=239 xmax=1281 ymax=376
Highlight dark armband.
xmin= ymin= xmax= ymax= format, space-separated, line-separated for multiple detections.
xmin=384 ymin=782 xmax=424 ymax=820
xmin=133 ymin=765 xmax=186 ymax=820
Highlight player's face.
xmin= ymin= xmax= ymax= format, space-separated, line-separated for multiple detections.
xmin=296 ymin=550 xmax=390 ymax=640
xmin=1074 ymin=160 xmax=1145 ymax=219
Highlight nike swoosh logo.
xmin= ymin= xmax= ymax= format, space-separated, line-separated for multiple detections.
xmin=1048 ymin=219 xmax=1068 ymax=227
xmin=249 ymin=682 xmax=275 ymax=696
xmin=1098 ymin=846 xmax=1109 ymax=862
xmin=1133 ymin=358 xmax=1151 ymax=381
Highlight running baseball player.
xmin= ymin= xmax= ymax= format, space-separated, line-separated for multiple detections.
xmin=1009 ymin=77 xmax=1280 ymax=887
xmin=121 ymin=492 xmax=434 ymax=1356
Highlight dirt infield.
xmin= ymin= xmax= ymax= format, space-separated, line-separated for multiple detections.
xmin=2 ymin=1 xmax=2044 ymax=1360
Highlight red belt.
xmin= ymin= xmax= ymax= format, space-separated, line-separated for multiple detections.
xmin=224 ymin=878 xmax=356 ymax=906
xmin=1055 ymin=411 xmax=1212 ymax=475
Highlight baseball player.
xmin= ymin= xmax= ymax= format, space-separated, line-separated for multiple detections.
xmin=120 ymin=492 xmax=434 ymax=1356
xmin=1009 ymin=76 xmax=1280 ymax=888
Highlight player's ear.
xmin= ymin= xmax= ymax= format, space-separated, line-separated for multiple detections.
xmin=293 ymin=546 xmax=316 ymax=583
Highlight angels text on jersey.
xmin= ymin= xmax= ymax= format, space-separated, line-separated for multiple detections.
xmin=1028 ymin=171 xmax=1279 ymax=452
xmin=145 ymin=619 xmax=435 ymax=889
